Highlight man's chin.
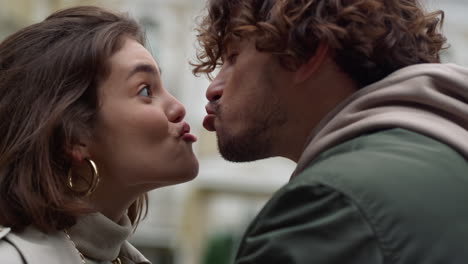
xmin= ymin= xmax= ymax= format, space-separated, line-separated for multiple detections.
xmin=216 ymin=131 xmax=272 ymax=162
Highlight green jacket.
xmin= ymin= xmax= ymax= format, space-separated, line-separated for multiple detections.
xmin=235 ymin=128 xmax=468 ymax=263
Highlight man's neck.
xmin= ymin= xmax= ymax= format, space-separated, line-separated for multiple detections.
xmin=277 ymin=58 xmax=358 ymax=162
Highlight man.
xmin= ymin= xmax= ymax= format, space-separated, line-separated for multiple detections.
xmin=193 ymin=0 xmax=468 ymax=263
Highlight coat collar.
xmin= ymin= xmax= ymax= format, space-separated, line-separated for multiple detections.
xmin=69 ymin=212 xmax=133 ymax=261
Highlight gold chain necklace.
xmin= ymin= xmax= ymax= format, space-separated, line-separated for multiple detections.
xmin=64 ymin=230 xmax=122 ymax=264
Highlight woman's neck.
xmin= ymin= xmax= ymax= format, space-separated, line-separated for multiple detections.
xmin=86 ymin=181 xmax=140 ymax=222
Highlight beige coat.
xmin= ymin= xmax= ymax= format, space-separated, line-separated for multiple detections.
xmin=0 ymin=214 xmax=151 ymax=264
xmin=0 ymin=226 xmax=84 ymax=264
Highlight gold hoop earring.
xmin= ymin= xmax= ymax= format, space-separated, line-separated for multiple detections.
xmin=68 ymin=158 xmax=100 ymax=197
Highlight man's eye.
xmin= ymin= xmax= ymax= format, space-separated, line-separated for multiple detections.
xmin=137 ymin=86 xmax=152 ymax=98
xmin=227 ymin=53 xmax=238 ymax=64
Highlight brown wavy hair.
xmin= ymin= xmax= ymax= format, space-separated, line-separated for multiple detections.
xmin=192 ymin=0 xmax=447 ymax=87
xmin=0 ymin=6 xmax=148 ymax=232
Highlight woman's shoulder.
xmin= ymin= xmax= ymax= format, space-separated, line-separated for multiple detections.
xmin=0 ymin=226 xmax=24 ymax=263
xmin=0 ymin=241 xmax=24 ymax=263
xmin=0 ymin=226 xmax=82 ymax=264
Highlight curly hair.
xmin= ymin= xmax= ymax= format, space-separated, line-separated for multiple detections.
xmin=192 ymin=0 xmax=447 ymax=87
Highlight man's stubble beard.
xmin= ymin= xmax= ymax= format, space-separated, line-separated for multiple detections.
xmin=216 ymin=97 xmax=287 ymax=162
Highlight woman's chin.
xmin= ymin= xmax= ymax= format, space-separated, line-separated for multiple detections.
xmin=184 ymin=154 xmax=200 ymax=179
xmin=154 ymin=160 xmax=200 ymax=188
xmin=177 ymin=159 xmax=200 ymax=184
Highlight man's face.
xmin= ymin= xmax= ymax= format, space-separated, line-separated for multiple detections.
xmin=203 ymin=40 xmax=294 ymax=162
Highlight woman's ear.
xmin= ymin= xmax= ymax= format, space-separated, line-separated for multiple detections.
xmin=68 ymin=143 xmax=90 ymax=162
xmin=66 ymin=135 xmax=92 ymax=162
xmin=294 ymin=42 xmax=330 ymax=84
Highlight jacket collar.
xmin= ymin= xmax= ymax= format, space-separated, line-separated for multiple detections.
xmin=293 ymin=63 xmax=468 ymax=178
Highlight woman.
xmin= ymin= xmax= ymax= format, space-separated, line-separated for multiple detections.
xmin=0 ymin=6 xmax=198 ymax=264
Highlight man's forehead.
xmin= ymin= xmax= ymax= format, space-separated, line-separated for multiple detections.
xmin=223 ymin=37 xmax=251 ymax=51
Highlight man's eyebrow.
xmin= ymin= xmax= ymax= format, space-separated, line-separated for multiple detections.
xmin=126 ymin=63 xmax=162 ymax=80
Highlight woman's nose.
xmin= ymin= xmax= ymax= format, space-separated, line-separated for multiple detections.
xmin=166 ymin=94 xmax=186 ymax=123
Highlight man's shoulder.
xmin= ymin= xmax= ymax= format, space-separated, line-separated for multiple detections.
xmin=293 ymin=128 xmax=468 ymax=208
xmin=239 ymin=128 xmax=468 ymax=263
xmin=285 ymin=128 xmax=468 ymax=260
xmin=236 ymin=178 xmax=385 ymax=263
xmin=296 ymin=128 xmax=467 ymax=187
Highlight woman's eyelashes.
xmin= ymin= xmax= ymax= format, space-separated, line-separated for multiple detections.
xmin=137 ymin=85 xmax=153 ymax=98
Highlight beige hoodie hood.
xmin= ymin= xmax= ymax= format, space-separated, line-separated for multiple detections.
xmin=293 ymin=63 xmax=468 ymax=177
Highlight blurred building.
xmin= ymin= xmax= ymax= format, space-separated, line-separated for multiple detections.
xmin=0 ymin=0 xmax=467 ymax=264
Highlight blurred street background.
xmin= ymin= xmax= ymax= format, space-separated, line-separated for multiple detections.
xmin=1 ymin=0 xmax=467 ymax=264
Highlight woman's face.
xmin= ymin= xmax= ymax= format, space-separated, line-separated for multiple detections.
xmin=88 ymin=37 xmax=198 ymax=192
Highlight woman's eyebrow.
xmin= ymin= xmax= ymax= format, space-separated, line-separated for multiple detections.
xmin=126 ymin=63 xmax=161 ymax=80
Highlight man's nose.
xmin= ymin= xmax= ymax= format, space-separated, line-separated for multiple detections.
xmin=206 ymin=77 xmax=224 ymax=102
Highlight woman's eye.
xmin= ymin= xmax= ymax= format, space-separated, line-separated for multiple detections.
xmin=137 ymin=86 xmax=152 ymax=98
